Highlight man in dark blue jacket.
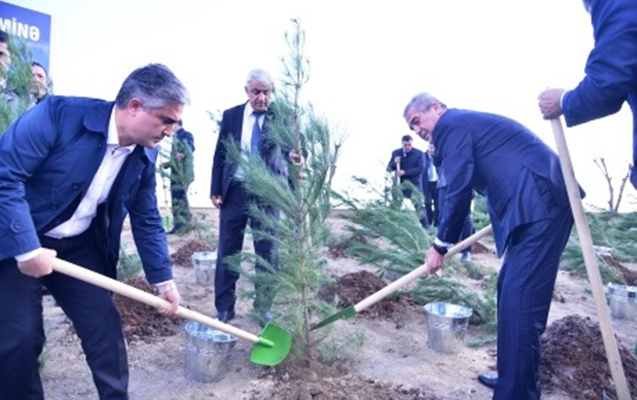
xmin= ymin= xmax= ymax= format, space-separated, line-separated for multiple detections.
xmin=387 ymin=134 xmax=428 ymax=227
xmin=538 ymin=0 xmax=637 ymax=188
xmin=404 ymin=93 xmax=575 ymax=400
xmin=0 ymin=64 xmax=187 ymax=400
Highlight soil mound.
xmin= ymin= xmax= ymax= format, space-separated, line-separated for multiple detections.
xmin=114 ymin=277 xmax=182 ymax=342
xmin=471 ymin=241 xmax=492 ymax=254
xmin=327 ymin=234 xmax=368 ymax=259
xmin=171 ymin=240 xmax=214 ymax=267
xmin=600 ymin=254 xmax=637 ymax=285
xmin=319 ymin=271 xmax=414 ymax=320
xmin=252 ymin=374 xmax=439 ymax=400
xmin=539 ymin=315 xmax=637 ymax=399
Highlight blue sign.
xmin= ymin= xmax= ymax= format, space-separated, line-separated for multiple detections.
xmin=0 ymin=1 xmax=51 ymax=72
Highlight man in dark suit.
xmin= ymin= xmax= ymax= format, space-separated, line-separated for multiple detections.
xmin=404 ymin=93 xmax=575 ymax=400
xmin=387 ymin=134 xmax=428 ymax=228
xmin=210 ymin=69 xmax=289 ymax=325
xmin=164 ymin=120 xmax=195 ymax=234
xmin=538 ymin=0 xmax=637 ymax=188
xmin=0 ymin=64 xmax=187 ymax=400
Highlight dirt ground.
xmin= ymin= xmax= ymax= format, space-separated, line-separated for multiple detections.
xmin=39 ymin=209 xmax=637 ymax=399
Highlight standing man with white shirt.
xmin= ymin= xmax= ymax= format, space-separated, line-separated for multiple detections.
xmin=0 ymin=63 xmax=187 ymax=400
xmin=210 ymin=69 xmax=290 ymax=326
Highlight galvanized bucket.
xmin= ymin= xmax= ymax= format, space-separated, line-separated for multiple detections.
xmin=607 ymin=283 xmax=637 ymax=321
xmin=191 ymin=252 xmax=215 ymax=286
xmin=184 ymin=322 xmax=237 ymax=383
xmin=424 ymin=302 xmax=473 ymax=354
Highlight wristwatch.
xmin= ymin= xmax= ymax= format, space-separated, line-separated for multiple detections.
xmin=432 ymin=243 xmax=448 ymax=256
xmin=153 ymin=280 xmax=176 ymax=295
xmin=433 ymin=237 xmax=451 ymax=256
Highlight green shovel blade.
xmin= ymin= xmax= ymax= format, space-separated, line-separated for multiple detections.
xmin=310 ymin=305 xmax=357 ymax=331
xmin=250 ymin=322 xmax=292 ymax=366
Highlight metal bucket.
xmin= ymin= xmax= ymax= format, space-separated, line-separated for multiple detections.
xmin=607 ymin=283 xmax=637 ymax=321
xmin=424 ymin=302 xmax=473 ymax=354
xmin=184 ymin=322 xmax=237 ymax=383
xmin=191 ymin=252 xmax=215 ymax=286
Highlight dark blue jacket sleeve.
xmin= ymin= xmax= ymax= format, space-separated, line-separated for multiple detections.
xmin=563 ymin=0 xmax=637 ymax=126
xmin=0 ymin=101 xmax=57 ymax=259
xmin=210 ymin=109 xmax=230 ymax=197
xmin=128 ymin=158 xmax=173 ymax=284
xmin=436 ymin=129 xmax=474 ymax=244
xmin=402 ymin=149 xmax=425 ymax=179
xmin=387 ymin=149 xmax=399 ymax=172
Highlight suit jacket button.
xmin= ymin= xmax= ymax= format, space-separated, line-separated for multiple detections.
xmin=71 ymin=183 xmax=80 ymax=190
xmin=50 ymin=202 xmax=59 ymax=210
xmin=11 ymin=220 xmax=23 ymax=231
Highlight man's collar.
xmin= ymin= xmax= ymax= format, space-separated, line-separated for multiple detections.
xmin=83 ymin=101 xmax=115 ymax=135
xmin=108 ymin=106 xmax=136 ymax=152
xmin=244 ymin=101 xmax=273 ymax=117
xmin=245 ymin=101 xmax=254 ymax=115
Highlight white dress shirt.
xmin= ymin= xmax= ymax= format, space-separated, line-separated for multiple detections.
xmin=235 ymin=102 xmax=265 ymax=179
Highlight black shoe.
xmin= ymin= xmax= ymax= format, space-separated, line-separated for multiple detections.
xmin=477 ymin=374 xmax=498 ymax=390
xmin=167 ymin=224 xmax=185 ymax=235
xmin=216 ymin=309 xmax=236 ymax=323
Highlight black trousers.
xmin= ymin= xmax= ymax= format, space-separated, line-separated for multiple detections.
xmin=0 ymin=229 xmax=128 ymax=400
xmin=215 ymin=182 xmax=278 ymax=312
xmin=424 ymin=181 xmax=439 ymax=227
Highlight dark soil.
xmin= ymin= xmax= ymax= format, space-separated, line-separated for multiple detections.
xmin=327 ymin=242 xmax=348 ymax=259
xmin=471 ymin=241 xmax=492 ymax=255
xmin=319 ymin=271 xmax=415 ymax=321
xmin=170 ymin=239 xmax=214 ymax=267
xmin=252 ymin=363 xmax=440 ymax=400
xmin=114 ymin=277 xmax=182 ymax=343
xmin=327 ymin=234 xmax=368 ymax=259
xmin=539 ymin=315 xmax=637 ymax=400
xmin=600 ymin=254 xmax=637 ymax=285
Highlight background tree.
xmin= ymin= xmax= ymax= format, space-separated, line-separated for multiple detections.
xmin=1 ymin=35 xmax=35 ymax=134
xmin=593 ymin=157 xmax=631 ymax=213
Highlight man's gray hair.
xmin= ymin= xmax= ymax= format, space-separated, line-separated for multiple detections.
xmin=403 ymin=93 xmax=448 ymax=118
xmin=115 ymin=64 xmax=190 ymax=109
xmin=246 ymin=69 xmax=274 ymax=90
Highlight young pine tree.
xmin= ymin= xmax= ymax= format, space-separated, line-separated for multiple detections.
xmin=226 ymin=19 xmax=344 ymax=366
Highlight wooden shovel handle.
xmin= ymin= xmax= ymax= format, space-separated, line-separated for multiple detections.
xmin=395 ymin=161 xmax=401 ymax=184
xmin=550 ymin=118 xmax=631 ymax=400
xmin=51 ymin=258 xmax=261 ymax=344
xmin=354 ymin=224 xmax=493 ymax=312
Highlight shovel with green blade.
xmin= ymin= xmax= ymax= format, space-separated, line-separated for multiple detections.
xmin=311 ymin=224 xmax=493 ymax=331
xmin=51 ymin=258 xmax=292 ymax=366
